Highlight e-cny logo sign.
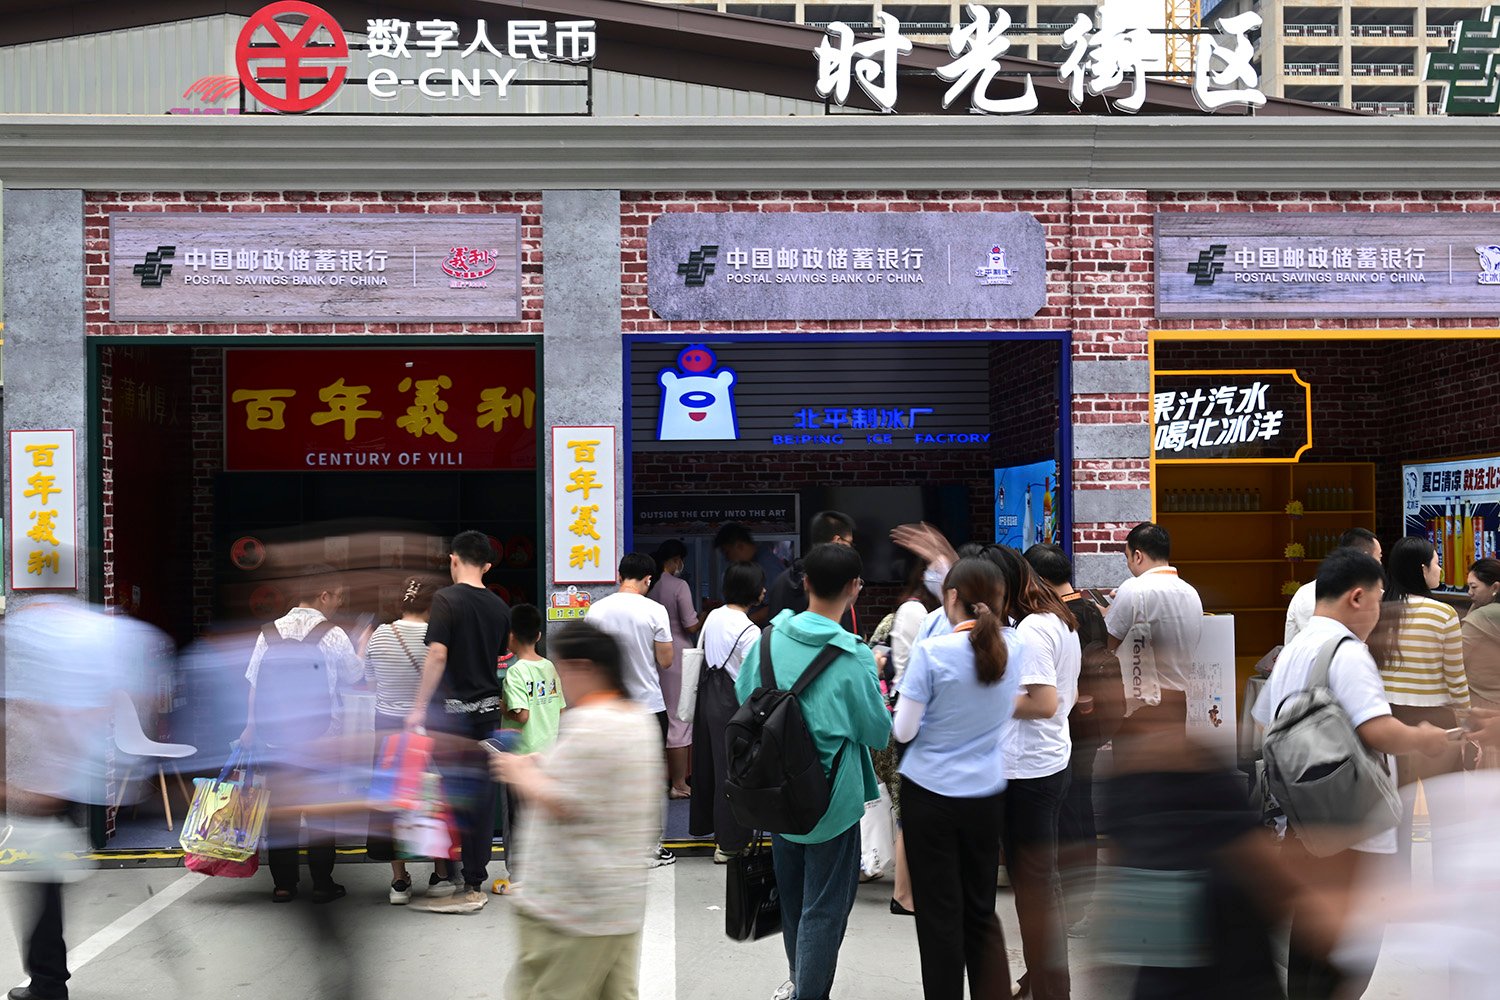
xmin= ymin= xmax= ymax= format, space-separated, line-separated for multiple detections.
xmin=235 ymin=1 xmax=349 ymax=114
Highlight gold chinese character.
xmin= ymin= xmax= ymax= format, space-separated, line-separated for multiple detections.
xmin=566 ymin=467 xmax=601 ymax=500
xmin=232 ymin=388 xmax=296 ymax=430
xmin=566 ymin=438 xmax=602 ymax=464
xmin=569 ymin=504 xmax=602 ymax=541
xmin=26 ymin=550 xmax=60 ymax=576
xmin=397 ymin=376 xmax=458 ymax=443
xmin=25 ymin=444 xmax=58 ymax=468
xmin=26 ymin=510 xmax=61 ymax=547
xmin=477 ymin=386 xmax=536 ymax=433
xmin=309 ymin=378 xmax=382 ymax=441
xmin=23 ymin=472 xmax=60 ymax=505
xmin=568 ymin=544 xmax=601 ymax=570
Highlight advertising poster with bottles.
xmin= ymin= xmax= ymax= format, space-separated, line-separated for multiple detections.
xmin=994 ymin=461 xmax=1060 ymax=549
xmin=1403 ymin=454 xmax=1500 ymax=593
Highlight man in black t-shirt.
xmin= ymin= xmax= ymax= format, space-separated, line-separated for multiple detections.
xmin=407 ymin=530 xmax=511 ymax=913
xmin=765 ymin=510 xmax=859 ymax=634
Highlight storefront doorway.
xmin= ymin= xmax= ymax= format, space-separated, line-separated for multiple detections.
xmin=88 ymin=338 xmax=542 ymax=849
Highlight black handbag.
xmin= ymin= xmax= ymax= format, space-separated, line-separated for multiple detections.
xmin=724 ymin=838 xmax=781 ymax=942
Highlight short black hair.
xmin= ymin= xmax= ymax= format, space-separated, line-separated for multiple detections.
xmin=548 ymin=621 xmax=626 ymax=694
xmin=295 ymin=564 xmax=342 ymax=605
xmin=1315 ymin=548 xmax=1385 ymax=603
xmin=714 ymin=523 xmax=754 ymax=550
xmin=451 ymin=530 xmax=496 ymax=569
xmin=722 ymin=560 xmax=766 ymax=607
xmin=809 ymin=510 xmax=856 ymax=546
xmin=618 ymin=552 xmax=655 ymax=583
xmin=1125 ymin=522 xmax=1171 ymax=562
xmin=1023 ymin=543 xmax=1073 ymax=587
xmin=802 ymin=542 xmax=862 ymax=600
xmin=1337 ymin=528 xmax=1379 ymax=557
xmin=510 ymin=603 xmax=542 ymax=645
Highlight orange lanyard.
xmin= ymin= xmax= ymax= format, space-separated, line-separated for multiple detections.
xmin=953 ymin=620 xmax=977 ymax=633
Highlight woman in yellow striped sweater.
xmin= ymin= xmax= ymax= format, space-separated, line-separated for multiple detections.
xmin=1370 ymin=536 xmax=1468 ymax=874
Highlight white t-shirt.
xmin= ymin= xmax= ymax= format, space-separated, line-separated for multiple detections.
xmin=889 ymin=599 xmax=929 ymax=685
xmin=1285 ymin=581 xmax=1316 ymax=645
xmin=1105 ymin=566 xmax=1204 ymax=692
xmin=700 ymin=606 xmax=760 ymax=682
xmin=1004 ymin=612 xmax=1083 ymax=780
xmin=587 ymin=592 xmax=672 ymax=713
xmin=1252 ymin=615 xmax=1396 ymax=854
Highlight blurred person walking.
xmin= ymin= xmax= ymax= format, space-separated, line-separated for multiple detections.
xmin=4 ymin=596 xmax=164 ymax=1000
xmin=364 ymin=576 xmax=455 ymax=904
xmin=495 ymin=622 xmax=663 ymax=1000
xmin=689 ymin=560 xmax=764 ymax=862
xmin=647 ymin=540 xmax=699 ymax=799
xmin=1024 ymin=543 xmax=1113 ymax=938
xmin=405 ymin=531 xmax=512 ymax=914
xmin=992 ymin=546 xmax=1080 ymax=1000
xmin=1462 ymin=558 xmax=1500 ymax=715
xmin=588 ymin=553 xmax=678 ymax=868
xmin=241 ymin=567 xmax=365 ymax=904
xmin=735 ymin=543 xmax=892 ymax=1000
xmin=1253 ymin=548 xmax=1452 ymax=1000
xmin=500 ymin=603 xmax=565 ymax=888
xmin=1368 ymin=536 xmax=1468 ymax=877
xmin=895 ymin=557 xmax=1023 ymax=1000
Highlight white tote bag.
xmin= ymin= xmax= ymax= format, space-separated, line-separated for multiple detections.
xmin=676 ymin=629 xmax=707 ymax=725
xmin=860 ymin=782 xmax=897 ymax=879
xmin=1119 ymin=618 xmax=1162 ymax=717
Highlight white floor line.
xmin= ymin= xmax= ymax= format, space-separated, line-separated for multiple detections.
xmin=639 ymin=863 xmax=677 ymax=1000
xmin=15 ymin=872 xmax=203 ymax=991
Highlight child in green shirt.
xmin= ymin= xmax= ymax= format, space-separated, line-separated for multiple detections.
xmin=500 ymin=604 xmax=564 ymax=887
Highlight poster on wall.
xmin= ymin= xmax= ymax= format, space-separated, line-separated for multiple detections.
xmin=552 ymin=426 xmax=617 ymax=586
xmin=993 ymin=461 xmax=1061 ymax=549
xmin=224 ymin=349 xmax=536 ymax=471
xmin=1188 ymin=614 xmax=1237 ymax=758
xmin=1403 ymin=454 xmax=1500 ymax=593
xmin=9 ymin=430 xmax=77 ymax=591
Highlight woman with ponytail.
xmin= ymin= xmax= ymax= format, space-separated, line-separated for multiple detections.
xmin=893 ymin=557 xmax=1027 ymax=1000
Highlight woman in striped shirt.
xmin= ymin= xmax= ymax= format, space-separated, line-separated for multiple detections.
xmin=1371 ymin=536 xmax=1467 ymax=874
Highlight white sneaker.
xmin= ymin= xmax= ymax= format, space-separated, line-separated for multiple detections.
xmin=650 ymin=846 xmax=676 ymax=868
xmin=997 ymin=865 xmax=1011 ymax=888
xmin=389 ymin=878 xmax=413 ymax=905
xmin=772 ymin=980 xmax=794 ymax=1000
xmin=713 ymin=848 xmax=741 ymax=865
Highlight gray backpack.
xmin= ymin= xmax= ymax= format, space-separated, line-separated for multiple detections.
xmin=1261 ymin=636 xmax=1401 ymax=858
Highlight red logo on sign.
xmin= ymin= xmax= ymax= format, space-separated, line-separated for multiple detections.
xmin=443 ymin=247 xmax=500 ymax=281
xmin=235 ymin=1 xmax=349 ymax=114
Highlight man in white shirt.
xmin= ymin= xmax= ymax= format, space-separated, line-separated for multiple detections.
xmin=1105 ymin=523 xmax=1203 ymax=728
xmin=1284 ymin=528 xmax=1382 ymax=645
xmin=586 ymin=553 xmax=677 ymax=867
xmin=1253 ymin=548 xmax=1448 ymax=1000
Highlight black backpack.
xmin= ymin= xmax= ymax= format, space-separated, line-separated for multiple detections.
xmin=255 ymin=620 xmax=336 ymax=748
xmin=724 ymin=627 xmax=845 ymax=835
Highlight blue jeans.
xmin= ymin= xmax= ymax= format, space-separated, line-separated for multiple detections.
xmin=771 ymin=824 xmax=862 ymax=1000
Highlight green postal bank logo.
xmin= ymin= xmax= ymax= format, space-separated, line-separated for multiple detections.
xmin=1426 ymin=6 xmax=1500 ymax=115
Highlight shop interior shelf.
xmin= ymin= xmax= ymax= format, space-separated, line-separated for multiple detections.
xmin=1176 ymin=558 xmax=1297 ymax=565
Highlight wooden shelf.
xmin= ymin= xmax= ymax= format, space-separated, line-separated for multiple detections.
xmin=1159 ymin=510 xmax=1277 ymax=517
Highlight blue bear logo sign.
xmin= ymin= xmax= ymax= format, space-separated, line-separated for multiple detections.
xmin=657 ymin=345 xmax=739 ymax=442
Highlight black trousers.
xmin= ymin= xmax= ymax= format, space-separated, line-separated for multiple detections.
xmin=1002 ymin=770 xmax=1072 ymax=1000
xmin=428 ymin=708 xmax=501 ymax=890
xmin=266 ymin=765 xmax=337 ymax=892
xmin=689 ymin=667 xmax=751 ymax=854
xmin=22 ymin=881 xmax=68 ymax=999
xmin=902 ymin=778 xmax=1012 ymax=1000
xmin=1057 ymin=744 xmax=1099 ymax=923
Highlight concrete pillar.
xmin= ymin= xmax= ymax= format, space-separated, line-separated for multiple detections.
xmin=1070 ymin=358 xmax=1152 ymax=590
xmin=1 ymin=189 xmax=88 ymax=611
xmin=541 ymin=190 xmax=623 ymax=606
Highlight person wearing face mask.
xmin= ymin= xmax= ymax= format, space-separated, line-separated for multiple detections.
xmin=1368 ymin=536 xmax=1469 ymax=879
xmin=1463 ymin=559 xmax=1500 ymax=716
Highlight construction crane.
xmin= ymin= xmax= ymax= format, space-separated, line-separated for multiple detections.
xmin=1164 ymin=0 xmax=1202 ymax=80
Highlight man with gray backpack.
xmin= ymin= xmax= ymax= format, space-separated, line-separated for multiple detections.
xmin=1253 ymin=548 xmax=1450 ymax=1000
xmin=730 ymin=543 xmax=892 ymax=1000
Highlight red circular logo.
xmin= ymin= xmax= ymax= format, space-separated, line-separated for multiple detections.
xmin=235 ymin=1 xmax=349 ymax=115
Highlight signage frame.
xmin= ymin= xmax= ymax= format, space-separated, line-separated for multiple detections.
xmin=551 ymin=424 xmax=618 ymax=587
xmin=9 ymin=429 xmax=79 ymax=592
xmin=1152 ymin=368 xmax=1313 ymax=465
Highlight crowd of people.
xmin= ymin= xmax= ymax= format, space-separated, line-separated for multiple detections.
xmin=8 ymin=514 xmax=1500 ymax=1000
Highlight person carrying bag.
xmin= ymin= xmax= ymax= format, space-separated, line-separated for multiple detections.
xmin=181 ymin=746 xmax=269 ymax=878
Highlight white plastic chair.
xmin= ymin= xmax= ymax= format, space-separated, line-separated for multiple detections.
xmin=112 ymin=690 xmax=197 ymax=830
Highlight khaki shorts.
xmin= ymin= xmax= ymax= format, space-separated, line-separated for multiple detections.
xmin=508 ymin=910 xmax=642 ymax=1000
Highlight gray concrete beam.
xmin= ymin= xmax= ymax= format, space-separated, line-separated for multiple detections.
xmin=1071 ymin=359 xmax=1148 ymax=396
xmin=1073 ymin=488 xmax=1153 ymax=525
xmin=1071 ymin=423 xmax=1149 ymax=461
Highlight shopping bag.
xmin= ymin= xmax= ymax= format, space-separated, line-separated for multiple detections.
xmin=1118 ymin=619 xmax=1161 ymax=717
xmin=185 ymin=852 xmax=259 ymax=878
xmin=369 ymin=732 xmax=434 ymax=812
xmin=725 ymin=840 xmax=781 ymax=942
xmin=394 ymin=769 xmax=461 ymax=861
xmin=677 ymin=634 xmax=706 ymax=725
xmin=859 ymin=782 xmax=896 ymax=880
xmin=179 ymin=748 xmax=268 ymax=864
